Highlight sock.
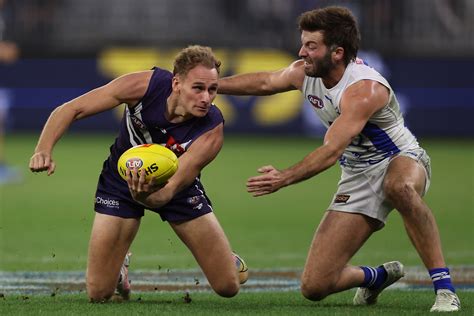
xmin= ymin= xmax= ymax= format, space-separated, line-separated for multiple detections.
xmin=360 ymin=266 xmax=387 ymax=289
xmin=429 ymin=267 xmax=455 ymax=293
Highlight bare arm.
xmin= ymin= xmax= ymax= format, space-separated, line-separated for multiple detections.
xmin=29 ymin=71 xmax=153 ymax=175
xmin=247 ymin=80 xmax=389 ymax=196
xmin=217 ymin=60 xmax=306 ymax=95
xmin=128 ymin=123 xmax=224 ymax=208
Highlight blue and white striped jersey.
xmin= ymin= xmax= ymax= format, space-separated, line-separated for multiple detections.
xmin=302 ymin=59 xmax=419 ymax=170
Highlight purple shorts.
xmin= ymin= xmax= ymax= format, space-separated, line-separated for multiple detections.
xmin=94 ymin=164 xmax=213 ymax=222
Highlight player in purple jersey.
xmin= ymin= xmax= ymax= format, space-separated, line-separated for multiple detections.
xmin=30 ymin=45 xmax=246 ymax=302
xmin=218 ymin=6 xmax=459 ymax=313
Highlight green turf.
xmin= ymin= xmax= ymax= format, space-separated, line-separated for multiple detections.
xmin=1 ymin=134 xmax=473 ymax=271
xmin=1 ymin=290 xmax=473 ymax=315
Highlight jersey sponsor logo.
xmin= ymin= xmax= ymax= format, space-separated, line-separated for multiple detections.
xmin=334 ymin=194 xmax=350 ymax=203
xmin=95 ymin=196 xmax=120 ymax=208
xmin=308 ymin=95 xmax=324 ymax=109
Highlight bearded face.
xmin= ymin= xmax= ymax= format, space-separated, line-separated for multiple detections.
xmin=303 ymin=48 xmax=334 ymax=78
xmin=299 ymin=30 xmax=337 ymax=79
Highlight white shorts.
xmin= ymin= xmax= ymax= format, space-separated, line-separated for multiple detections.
xmin=328 ymin=147 xmax=431 ymax=224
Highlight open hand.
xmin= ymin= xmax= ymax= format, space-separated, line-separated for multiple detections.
xmin=246 ymin=165 xmax=285 ymax=197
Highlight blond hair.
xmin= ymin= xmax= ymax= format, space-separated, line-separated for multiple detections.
xmin=173 ymin=45 xmax=221 ymax=77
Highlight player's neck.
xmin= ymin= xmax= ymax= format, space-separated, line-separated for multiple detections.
xmin=321 ymin=64 xmax=346 ymax=89
xmin=165 ymin=95 xmax=192 ymax=123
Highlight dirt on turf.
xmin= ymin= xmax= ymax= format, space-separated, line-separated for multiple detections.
xmin=1 ymin=266 xmax=473 ymax=295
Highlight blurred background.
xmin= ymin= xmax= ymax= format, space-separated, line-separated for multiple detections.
xmin=1 ymin=0 xmax=473 ymax=138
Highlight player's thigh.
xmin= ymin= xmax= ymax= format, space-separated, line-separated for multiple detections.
xmin=87 ymin=213 xmax=141 ymax=292
xmin=384 ymin=155 xmax=427 ymax=197
xmin=303 ymin=211 xmax=378 ymax=280
xmin=169 ymin=213 xmax=238 ymax=288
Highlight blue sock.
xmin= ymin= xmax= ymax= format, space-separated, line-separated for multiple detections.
xmin=360 ymin=266 xmax=387 ymax=289
xmin=429 ymin=267 xmax=455 ymax=293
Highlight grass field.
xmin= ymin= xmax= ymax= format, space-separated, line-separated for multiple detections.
xmin=1 ymin=133 xmax=473 ymax=314
xmin=1 ymin=291 xmax=474 ymax=315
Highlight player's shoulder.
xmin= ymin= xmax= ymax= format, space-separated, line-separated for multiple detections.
xmin=286 ymin=60 xmax=306 ymax=90
xmin=109 ymin=70 xmax=154 ymax=104
xmin=139 ymin=67 xmax=173 ymax=101
xmin=208 ymin=103 xmax=225 ymax=123
xmin=148 ymin=67 xmax=173 ymax=86
xmin=349 ymin=58 xmax=383 ymax=77
xmin=151 ymin=66 xmax=173 ymax=77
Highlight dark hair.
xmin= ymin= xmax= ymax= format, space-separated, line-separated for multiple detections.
xmin=298 ymin=6 xmax=360 ymax=65
xmin=173 ymin=45 xmax=221 ymax=77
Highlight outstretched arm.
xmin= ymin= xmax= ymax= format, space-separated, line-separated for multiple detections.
xmin=128 ymin=123 xmax=224 ymax=208
xmin=218 ymin=60 xmax=306 ymax=95
xmin=29 ymin=71 xmax=153 ymax=175
xmin=247 ymin=80 xmax=389 ymax=196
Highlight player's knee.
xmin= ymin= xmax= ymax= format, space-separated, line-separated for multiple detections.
xmin=300 ymin=277 xmax=330 ymax=301
xmin=384 ymin=179 xmax=417 ymax=203
xmin=212 ymin=278 xmax=240 ymax=298
xmin=300 ymin=282 xmax=329 ymax=301
xmin=87 ymin=281 xmax=114 ymax=303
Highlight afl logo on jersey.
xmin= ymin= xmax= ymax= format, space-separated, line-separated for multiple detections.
xmin=308 ymin=95 xmax=324 ymax=109
xmin=130 ymin=115 xmax=146 ymax=130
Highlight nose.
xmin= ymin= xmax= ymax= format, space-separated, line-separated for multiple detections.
xmin=201 ymin=90 xmax=211 ymax=104
xmin=298 ymin=46 xmax=307 ymax=58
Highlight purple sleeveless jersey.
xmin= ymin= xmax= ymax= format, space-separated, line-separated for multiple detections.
xmin=94 ymin=67 xmax=224 ymax=221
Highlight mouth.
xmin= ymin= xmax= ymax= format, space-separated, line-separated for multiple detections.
xmin=195 ymin=105 xmax=209 ymax=112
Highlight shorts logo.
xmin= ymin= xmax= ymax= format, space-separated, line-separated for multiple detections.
xmin=187 ymin=196 xmax=201 ymax=205
xmin=125 ymin=158 xmax=143 ymax=169
xmin=187 ymin=196 xmax=204 ymax=210
xmin=308 ymin=95 xmax=324 ymax=109
xmin=334 ymin=194 xmax=350 ymax=203
xmin=193 ymin=203 xmax=203 ymax=210
xmin=95 ymin=196 xmax=120 ymax=208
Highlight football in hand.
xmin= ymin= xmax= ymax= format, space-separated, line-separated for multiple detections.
xmin=117 ymin=144 xmax=178 ymax=184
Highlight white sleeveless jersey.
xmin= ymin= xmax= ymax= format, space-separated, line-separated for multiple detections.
xmin=302 ymin=59 xmax=419 ymax=170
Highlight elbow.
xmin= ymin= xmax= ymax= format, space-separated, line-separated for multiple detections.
xmin=323 ymin=144 xmax=344 ymax=167
xmin=55 ymin=102 xmax=83 ymax=121
xmin=259 ymin=84 xmax=275 ymax=95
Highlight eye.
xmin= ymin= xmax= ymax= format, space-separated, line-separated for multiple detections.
xmin=193 ymin=86 xmax=204 ymax=91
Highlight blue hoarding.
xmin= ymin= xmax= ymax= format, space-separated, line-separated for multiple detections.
xmin=1 ymin=49 xmax=473 ymax=137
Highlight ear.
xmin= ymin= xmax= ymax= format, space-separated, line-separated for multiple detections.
xmin=172 ymin=76 xmax=180 ymax=92
xmin=332 ymin=47 xmax=345 ymax=63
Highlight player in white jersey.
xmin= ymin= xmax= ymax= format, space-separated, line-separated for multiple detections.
xmin=218 ymin=6 xmax=460 ymax=312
